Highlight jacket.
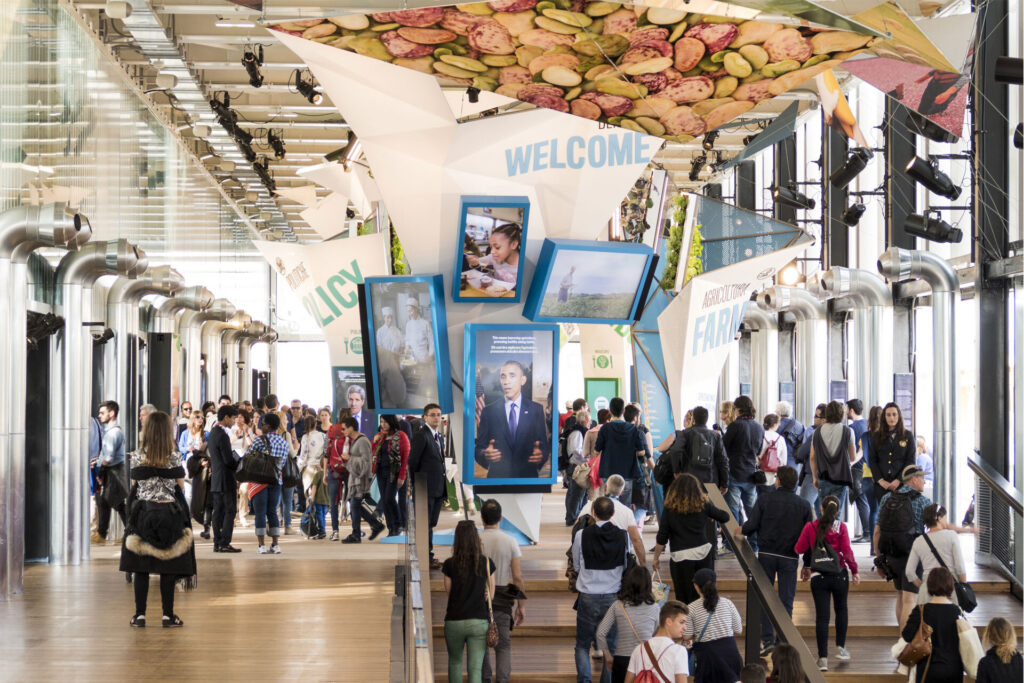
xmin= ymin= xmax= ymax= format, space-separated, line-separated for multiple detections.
xmin=673 ymin=425 xmax=729 ymax=486
xmin=723 ymin=417 xmax=764 ymax=484
xmin=596 ymin=420 xmax=645 ymax=480
xmin=347 ymin=434 xmax=374 ymax=499
xmin=866 ymin=429 xmax=916 ymax=486
xmin=795 ymin=519 xmax=858 ymax=574
xmin=207 ymin=425 xmax=236 ymax=494
xmin=656 ymin=501 xmax=729 ymax=552
xmin=741 ymin=486 xmax=813 ymax=558
xmin=408 ymin=425 xmax=446 ymax=499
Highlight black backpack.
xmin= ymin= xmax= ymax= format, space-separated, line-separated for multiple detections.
xmin=877 ymin=489 xmax=920 ymax=555
xmin=681 ymin=428 xmax=715 ymax=482
xmin=558 ymin=421 xmax=587 ymax=471
xmin=778 ymin=419 xmax=805 ymax=461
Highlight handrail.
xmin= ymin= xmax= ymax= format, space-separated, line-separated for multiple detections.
xmin=403 ymin=479 xmax=434 ymax=682
xmin=967 ymin=453 xmax=1023 ymax=516
xmin=705 ymin=485 xmax=826 ymax=683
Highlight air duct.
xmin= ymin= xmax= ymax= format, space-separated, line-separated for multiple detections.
xmin=153 ymin=286 xmax=214 ymax=334
xmin=821 ymin=267 xmax=893 ymax=408
xmin=877 ymin=247 xmax=957 ymax=516
xmin=757 ymin=286 xmax=828 ymax=425
xmin=51 ymin=239 xmax=142 ymax=566
xmin=178 ymin=298 xmax=235 ymax=407
xmin=0 ymin=204 xmax=89 ymax=596
xmin=229 ymin=321 xmax=267 ymax=402
xmin=241 ymin=325 xmax=277 ymax=402
xmin=742 ymin=305 xmax=779 ymax=419
xmin=104 ymin=265 xmax=184 ymax=455
xmin=201 ymin=311 xmax=251 ymax=403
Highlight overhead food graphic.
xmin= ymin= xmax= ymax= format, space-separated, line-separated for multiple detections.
xmin=268 ymin=1 xmax=883 ymax=143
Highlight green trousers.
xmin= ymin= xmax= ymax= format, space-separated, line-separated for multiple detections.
xmin=444 ymin=618 xmax=489 ymax=683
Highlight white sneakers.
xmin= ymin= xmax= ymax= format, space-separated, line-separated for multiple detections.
xmin=257 ymin=545 xmax=269 ymax=554
xmin=257 ymin=544 xmax=283 ymax=554
xmin=817 ymin=658 xmax=828 ymax=671
xmin=837 ymin=647 xmax=851 ymax=661
xmin=270 ymin=545 xmax=282 ymax=554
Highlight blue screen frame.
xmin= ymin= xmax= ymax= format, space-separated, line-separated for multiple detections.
xmin=363 ymin=274 xmax=454 ymax=415
xmin=522 ymin=238 xmax=656 ymax=325
xmin=451 ymin=195 xmax=531 ymax=304
xmin=462 ymin=323 xmax=559 ymax=487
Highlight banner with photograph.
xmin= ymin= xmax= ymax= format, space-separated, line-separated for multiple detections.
xmin=453 ymin=196 xmax=530 ymax=303
xmin=463 ymin=324 xmax=559 ymax=486
xmin=815 ymin=69 xmax=869 ymax=147
xmin=658 ymin=240 xmax=812 ymax=423
xmin=254 ymin=231 xmax=390 ymax=367
xmin=631 ymin=238 xmax=677 ymax=445
xmin=331 ymin=366 xmax=376 ymax=436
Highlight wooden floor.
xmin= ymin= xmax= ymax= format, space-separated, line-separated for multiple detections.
xmin=429 ymin=492 xmax=1022 ymax=683
xmin=0 ymin=522 xmax=404 ymax=682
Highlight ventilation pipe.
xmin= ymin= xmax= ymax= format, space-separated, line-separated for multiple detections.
xmin=877 ymin=247 xmax=957 ymax=516
xmin=234 ymin=322 xmax=268 ymax=402
xmin=0 ymin=204 xmax=90 ymax=597
xmin=104 ymin=266 xmax=184 ymax=452
xmin=51 ymin=240 xmax=142 ymax=566
xmin=221 ymin=325 xmax=249 ymax=402
xmin=153 ymin=286 xmax=214 ymax=334
xmin=756 ymin=286 xmax=828 ymax=425
xmin=742 ymin=305 xmax=780 ymax=418
xmin=201 ymin=311 xmax=252 ymax=403
xmin=821 ymin=267 xmax=894 ymax=409
xmin=178 ymin=299 xmax=235 ymax=407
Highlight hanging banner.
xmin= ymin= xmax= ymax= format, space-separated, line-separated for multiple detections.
xmin=254 ymin=231 xmax=390 ymax=366
xmin=690 ymin=193 xmax=807 ymax=274
xmin=631 ymin=238 xmax=676 ymax=444
xmin=579 ymin=323 xmax=630 ymax=381
xmin=658 ymin=240 xmax=811 ymax=423
xmin=816 ymin=69 xmax=870 ymax=147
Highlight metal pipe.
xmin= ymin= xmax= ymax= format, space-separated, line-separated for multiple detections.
xmin=233 ymin=322 xmax=267 ymax=402
xmin=178 ymin=299 xmax=235 ymax=407
xmin=821 ymin=267 xmax=894 ymax=408
xmin=757 ymin=286 xmax=828 ymax=424
xmin=201 ymin=311 xmax=251 ymax=403
xmin=742 ymin=305 xmax=779 ymax=417
xmin=240 ymin=326 xmax=277 ymax=402
xmin=877 ymin=247 xmax=957 ymax=516
xmin=153 ymin=286 xmax=214 ymax=334
xmin=51 ymin=240 xmax=142 ymax=566
xmin=0 ymin=204 xmax=89 ymax=596
xmin=104 ymin=266 xmax=184 ymax=456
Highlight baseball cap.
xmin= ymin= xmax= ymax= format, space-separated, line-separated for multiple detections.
xmin=901 ymin=465 xmax=924 ymax=482
xmin=693 ymin=567 xmax=717 ymax=588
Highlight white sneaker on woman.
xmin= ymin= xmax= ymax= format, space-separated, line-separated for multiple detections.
xmin=257 ymin=545 xmax=269 ymax=554
xmin=837 ymin=647 xmax=851 ymax=661
xmin=817 ymin=658 xmax=828 ymax=671
xmin=270 ymin=545 xmax=282 ymax=554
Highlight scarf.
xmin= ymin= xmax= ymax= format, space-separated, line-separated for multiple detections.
xmin=581 ymin=522 xmax=627 ymax=571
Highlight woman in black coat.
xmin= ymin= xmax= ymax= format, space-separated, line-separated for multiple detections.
xmin=866 ymin=402 xmax=916 ymax=503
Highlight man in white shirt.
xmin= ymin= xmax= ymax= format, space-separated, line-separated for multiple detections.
xmin=557 ymin=266 xmax=575 ymax=302
xmin=403 ymin=300 xmax=433 ymax=362
xmin=578 ymin=474 xmax=646 ymax=566
xmin=374 ymin=306 xmax=406 ymax=407
xmin=625 ymin=600 xmax=690 ymax=682
xmin=479 ymin=499 xmax=526 ymax=683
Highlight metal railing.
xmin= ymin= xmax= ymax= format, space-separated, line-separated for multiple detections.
xmin=967 ymin=454 xmax=1023 ymax=594
xmin=391 ymin=479 xmax=435 ymax=682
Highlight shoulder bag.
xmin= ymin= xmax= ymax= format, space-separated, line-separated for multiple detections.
xmin=236 ymin=435 xmax=278 ymax=485
xmin=688 ymin=610 xmax=713 ymax=674
xmin=922 ymin=534 xmax=977 ymax=612
xmin=281 ymin=447 xmax=302 ymax=489
xmin=485 ymin=573 xmax=499 ymax=647
xmin=956 ymin=609 xmax=984 ymax=678
xmin=897 ymin=605 xmax=933 ymax=667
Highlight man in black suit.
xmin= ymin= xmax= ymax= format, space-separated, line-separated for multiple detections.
xmin=408 ymin=403 xmax=447 ymax=569
xmin=474 ymin=361 xmax=550 ymax=479
xmin=208 ymin=404 xmax=242 ymax=553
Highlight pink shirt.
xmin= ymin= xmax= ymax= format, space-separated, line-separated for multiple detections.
xmin=794 ymin=519 xmax=858 ymax=574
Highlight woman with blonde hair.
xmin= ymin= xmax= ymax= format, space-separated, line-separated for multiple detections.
xmin=977 ymin=617 xmax=1022 ymax=683
xmin=121 ymin=410 xmax=196 ymax=628
xmin=719 ymin=402 xmax=737 ymax=429
xmin=652 ymin=473 xmax=729 ymax=604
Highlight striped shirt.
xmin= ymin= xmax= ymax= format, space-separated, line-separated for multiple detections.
xmin=683 ymin=596 xmax=743 ymax=643
xmin=596 ymin=600 xmax=660 ymax=657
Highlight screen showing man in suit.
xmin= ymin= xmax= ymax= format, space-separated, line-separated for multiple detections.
xmin=332 ymin=367 xmax=375 ymax=438
xmin=471 ymin=328 xmax=554 ymax=481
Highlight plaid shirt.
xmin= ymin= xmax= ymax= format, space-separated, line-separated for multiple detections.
xmin=880 ymin=485 xmax=932 ymax=535
xmin=248 ymin=432 xmax=290 ymax=484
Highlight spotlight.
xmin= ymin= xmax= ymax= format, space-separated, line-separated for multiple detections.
xmin=233 ymin=126 xmax=253 ymax=146
xmin=905 ymin=110 xmax=958 ymax=144
xmin=904 ymin=210 xmax=962 ymax=243
xmin=702 ymin=130 xmax=719 ymax=151
xmin=242 ymin=47 xmax=264 ymax=88
xmin=295 ymin=70 xmax=323 ymax=105
xmin=779 ymin=263 xmax=801 ymax=286
xmin=325 ymin=130 xmax=355 ymax=163
xmin=841 ymin=203 xmax=866 ymax=226
xmin=344 ymin=138 xmax=363 ymax=170
xmin=345 ymin=208 xmax=356 ymax=219
xmin=253 ymin=157 xmax=275 ymax=192
xmin=742 ymin=132 xmax=760 ymax=146
xmin=829 ymin=147 xmax=873 ymax=189
xmin=689 ymin=152 xmax=706 ymax=182
xmin=772 ymin=185 xmax=815 ymax=210
xmin=467 ymin=86 xmax=480 ymax=103
xmin=238 ymin=140 xmax=256 ymax=163
xmin=905 ymin=156 xmax=962 ymax=200
xmin=267 ymin=130 xmax=286 ymax=160
xmin=994 ymin=56 xmax=1022 ymax=85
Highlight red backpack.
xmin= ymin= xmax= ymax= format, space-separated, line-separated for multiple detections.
xmin=327 ymin=425 xmax=347 ymax=475
xmin=760 ymin=434 xmax=782 ymax=473
xmin=633 ymin=641 xmax=674 ymax=683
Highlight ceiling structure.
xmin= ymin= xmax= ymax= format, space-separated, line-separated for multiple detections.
xmin=66 ymin=0 xmax=823 ymax=243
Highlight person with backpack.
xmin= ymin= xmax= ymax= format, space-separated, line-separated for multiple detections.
xmin=758 ymin=413 xmax=787 ymax=487
xmin=623 ymin=600 xmax=690 ymax=683
xmin=873 ymin=464 xmax=932 ymax=628
xmin=865 ymin=402 xmax=917 ymax=505
xmin=652 ymin=474 xmax=729 ymax=604
xmin=341 ymin=416 xmax=384 ymax=543
xmin=596 ymin=397 xmax=648 ymax=506
xmin=795 ymin=495 xmax=860 ymax=671
xmin=563 ymin=399 xmax=593 ymax=525
xmin=682 ymin=568 xmax=743 ymax=683
xmin=774 ymin=401 xmax=805 ymax=467
xmin=322 ymin=422 xmax=352 ymax=540
xmin=794 ymin=404 xmax=825 ymax=513
xmin=654 ymin=407 xmax=727 ymax=492
xmin=810 ymin=401 xmax=860 ymax=511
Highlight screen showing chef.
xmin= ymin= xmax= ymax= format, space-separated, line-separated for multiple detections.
xmin=455 ymin=200 xmax=529 ymax=301
xmin=368 ymin=280 xmax=439 ymax=411
xmin=467 ymin=326 xmax=557 ymax=484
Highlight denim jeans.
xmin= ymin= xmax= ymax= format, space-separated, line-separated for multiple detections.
xmin=758 ymin=554 xmax=799 ymax=645
xmin=565 ymin=467 xmax=588 ymax=524
xmin=481 ymin=610 xmax=513 ymax=683
xmin=797 ymin=465 xmax=819 ymax=511
xmin=445 ymin=618 xmax=489 ymax=683
xmin=810 ymin=572 xmax=849 ymax=657
xmin=279 ymin=485 xmax=294 ymax=528
xmin=817 ymin=480 xmax=849 ymax=513
xmin=378 ymin=475 xmax=401 ymax=534
xmin=314 ymin=503 xmax=327 ymax=533
xmin=575 ymin=592 xmax=617 ymax=683
xmin=726 ymin=477 xmax=759 ymax=550
xmin=327 ymin=473 xmax=344 ymax=532
xmin=251 ymin=484 xmax=282 ymax=537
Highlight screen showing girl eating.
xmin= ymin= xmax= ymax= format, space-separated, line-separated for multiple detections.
xmin=458 ymin=204 xmax=525 ymax=300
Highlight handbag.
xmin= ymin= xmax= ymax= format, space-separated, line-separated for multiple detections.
xmin=922 ymin=534 xmax=977 ymax=612
xmin=101 ymin=465 xmax=128 ymax=508
xmin=651 ymin=570 xmax=670 ymax=606
xmin=956 ymin=612 xmax=984 ymax=678
xmin=897 ymin=605 xmax=933 ymax=666
xmin=485 ymin=579 xmax=499 ymax=648
xmin=572 ymin=462 xmax=592 ymax=489
xmin=236 ymin=436 xmax=279 ymax=485
xmin=688 ymin=611 xmax=713 ymax=673
xmin=282 ymin=454 xmax=302 ymax=489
